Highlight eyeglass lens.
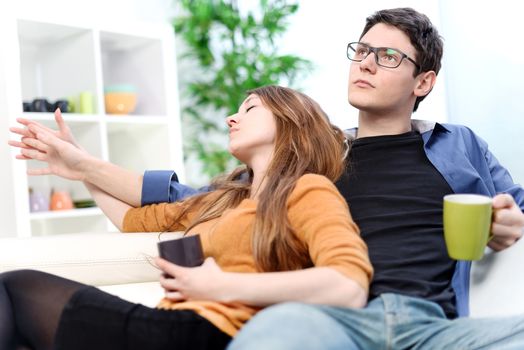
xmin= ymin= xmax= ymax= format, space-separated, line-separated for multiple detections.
xmin=349 ymin=43 xmax=404 ymax=68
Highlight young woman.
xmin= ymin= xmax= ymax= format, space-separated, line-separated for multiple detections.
xmin=3 ymin=85 xmax=372 ymax=350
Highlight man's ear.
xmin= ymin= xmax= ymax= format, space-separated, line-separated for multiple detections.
xmin=414 ymin=71 xmax=437 ymax=97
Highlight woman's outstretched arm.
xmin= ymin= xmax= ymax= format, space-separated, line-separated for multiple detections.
xmin=10 ymin=114 xmax=132 ymax=230
xmin=10 ymin=110 xmax=144 ymax=208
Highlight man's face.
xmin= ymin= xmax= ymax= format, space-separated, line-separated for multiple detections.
xmin=348 ymin=23 xmax=420 ymax=115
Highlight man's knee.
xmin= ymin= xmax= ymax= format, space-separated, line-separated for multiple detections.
xmin=228 ymin=302 xmax=358 ymax=350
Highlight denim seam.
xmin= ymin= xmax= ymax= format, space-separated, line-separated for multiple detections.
xmin=382 ymin=295 xmax=394 ymax=350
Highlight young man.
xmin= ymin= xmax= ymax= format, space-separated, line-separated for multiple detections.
xmin=227 ymin=8 xmax=524 ymax=349
xmin=10 ymin=7 xmax=524 ymax=350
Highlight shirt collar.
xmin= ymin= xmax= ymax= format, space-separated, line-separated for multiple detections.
xmin=344 ymin=119 xmax=450 ymax=141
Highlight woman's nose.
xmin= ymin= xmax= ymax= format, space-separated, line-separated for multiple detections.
xmin=226 ymin=114 xmax=238 ymax=127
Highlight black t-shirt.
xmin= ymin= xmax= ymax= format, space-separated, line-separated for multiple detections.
xmin=336 ymin=131 xmax=457 ymax=318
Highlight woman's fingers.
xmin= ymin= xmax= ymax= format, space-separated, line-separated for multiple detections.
xmin=27 ymin=125 xmax=61 ymax=149
xmin=8 ymin=140 xmax=31 ymax=149
xmin=21 ymin=137 xmax=50 ymax=153
xmin=159 ymin=273 xmax=179 ymax=289
xmin=54 ymin=109 xmax=68 ymax=133
xmin=16 ymin=118 xmax=53 ymax=133
xmin=27 ymin=123 xmax=50 ymax=137
xmin=20 ymin=148 xmax=48 ymax=162
xmin=27 ymin=167 xmax=52 ymax=176
xmin=9 ymin=126 xmax=35 ymax=138
xmin=15 ymin=154 xmax=32 ymax=160
xmin=164 ymin=291 xmax=186 ymax=301
xmin=159 ymin=275 xmax=186 ymax=301
xmin=15 ymin=117 xmax=33 ymax=127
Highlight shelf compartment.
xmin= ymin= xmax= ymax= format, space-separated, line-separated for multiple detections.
xmin=105 ymin=115 xmax=170 ymax=124
xmin=3 ymin=18 xmax=183 ymax=238
xmin=107 ymin=123 xmax=171 ymax=173
xmin=100 ymin=31 xmax=166 ymax=116
xmin=17 ymin=20 xmax=99 ymax=112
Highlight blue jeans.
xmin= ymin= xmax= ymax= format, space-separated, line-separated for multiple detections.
xmin=228 ymin=294 xmax=524 ymax=350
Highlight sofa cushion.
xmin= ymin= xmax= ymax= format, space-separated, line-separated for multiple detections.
xmin=0 ymin=232 xmax=182 ymax=286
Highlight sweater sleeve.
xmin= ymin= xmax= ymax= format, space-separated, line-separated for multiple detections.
xmin=123 ymin=198 xmax=205 ymax=233
xmin=124 ymin=190 xmax=224 ymax=232
xmin=287 ymin=174 xmax=373 ymax=292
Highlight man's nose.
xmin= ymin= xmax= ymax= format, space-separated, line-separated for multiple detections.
xmin=359 ymin=51 xmax=378 ymax=72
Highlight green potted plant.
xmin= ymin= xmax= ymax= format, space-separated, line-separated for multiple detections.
xmin=174 ymin=0 xmax=312 ymax=183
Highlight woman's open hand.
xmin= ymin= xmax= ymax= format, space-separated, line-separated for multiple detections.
xmin=8 ymin=108 xmax=93 ymax=180
xmin=9 ymin=109 xmax=81 ymax=160
xmin=10 ymin=121 xmax=92 ymax=181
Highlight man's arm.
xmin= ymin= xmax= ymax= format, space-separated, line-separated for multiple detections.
xmin=141 ymin=170 xmax=211 ymax=206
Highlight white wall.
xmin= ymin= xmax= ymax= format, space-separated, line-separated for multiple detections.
xmin=440 ymin=0 xmax=524 ymax=185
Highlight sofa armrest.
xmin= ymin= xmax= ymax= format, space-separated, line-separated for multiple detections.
xmin=0 ymin=232 xmax=182 ymax=287
xmin=470 ymin=238 xmax=524 ymax=317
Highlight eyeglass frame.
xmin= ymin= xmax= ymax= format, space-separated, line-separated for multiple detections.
xmin=346 ymin=42 xmax=420 ymax=70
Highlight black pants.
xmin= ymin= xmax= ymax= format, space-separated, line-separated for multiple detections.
xmin=0 ymin=270 xmax=231 ymax=350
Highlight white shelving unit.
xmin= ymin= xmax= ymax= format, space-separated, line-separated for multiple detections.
xmin=0 ymin=16 xmax=185 ymax=238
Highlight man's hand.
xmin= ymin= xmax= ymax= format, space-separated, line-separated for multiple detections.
xmin=156 ymin=257 xmax=230 ymax=302
xmin=488 ymin=193 xmax=524 ymax=251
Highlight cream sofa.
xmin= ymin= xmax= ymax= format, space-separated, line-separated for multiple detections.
xmin=1 ymin=231 xmax=524 ymax=317
xmin=0 ymin=232 xmax=181 ymax=308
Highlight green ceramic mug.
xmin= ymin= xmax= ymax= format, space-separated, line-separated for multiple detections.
xmin=443 ymin=194 xmax=493 ymax=260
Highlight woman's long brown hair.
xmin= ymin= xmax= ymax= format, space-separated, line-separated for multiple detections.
xmin=167 ymin=85 xmax=348 ymax=272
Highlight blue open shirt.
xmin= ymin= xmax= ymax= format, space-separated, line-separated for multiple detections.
xmin=141 ymin=120 xmax=524 ymax=318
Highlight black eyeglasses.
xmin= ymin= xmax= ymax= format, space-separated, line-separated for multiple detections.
xmin=347 ymin=42 xmax=420 ymax=70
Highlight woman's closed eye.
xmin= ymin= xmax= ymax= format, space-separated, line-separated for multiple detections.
xmin=246 ymin=105 xmax=255 ymax=113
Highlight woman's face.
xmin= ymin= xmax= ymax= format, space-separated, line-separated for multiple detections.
xmin=226 ymin=94 xmax=277 ymax=167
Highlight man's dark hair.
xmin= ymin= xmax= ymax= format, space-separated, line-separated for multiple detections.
xmin=360 ymin=7 xmax=444 ymax=111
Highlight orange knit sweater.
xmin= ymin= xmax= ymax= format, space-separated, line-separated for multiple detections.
xmin=123 ymin=174 xmax=372 ymax=337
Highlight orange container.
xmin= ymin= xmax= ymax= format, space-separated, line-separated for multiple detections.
xmin=50 ymin=191 xmax=74 ymax=211
xmin=104 ymin=85 xmax=137 ymax=115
